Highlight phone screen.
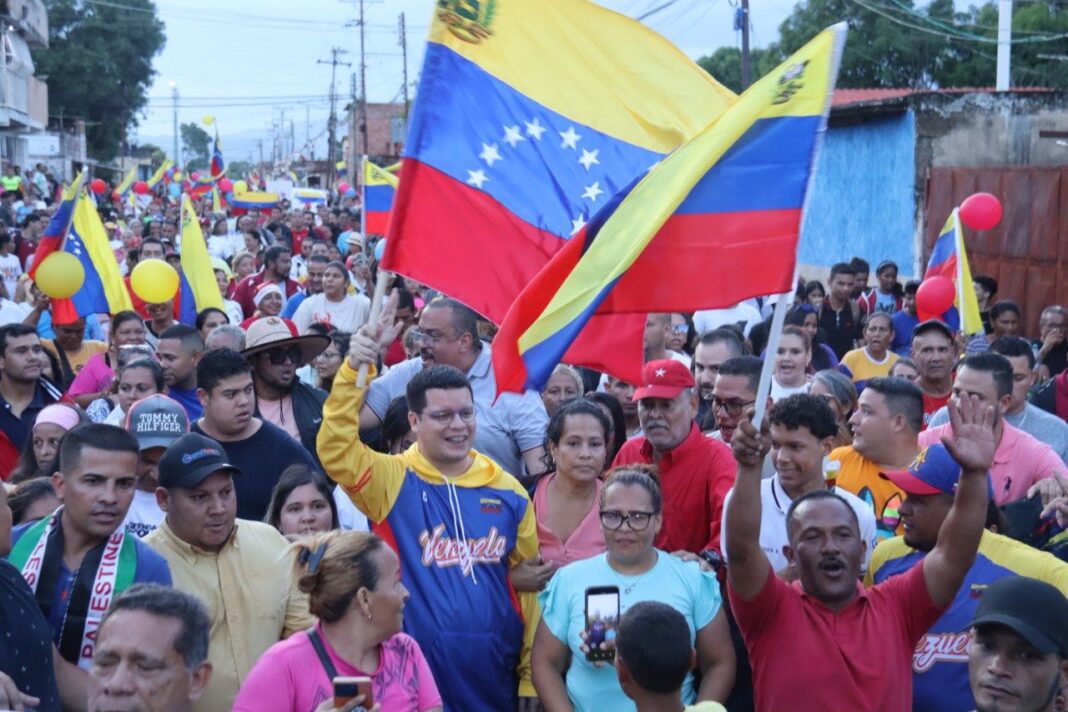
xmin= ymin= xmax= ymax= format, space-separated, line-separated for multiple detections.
xmin=584 ymin=586 xmax=620 ymax=662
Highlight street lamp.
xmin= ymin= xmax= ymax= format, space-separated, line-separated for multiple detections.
xmin=168 ymin=80 xmax=179 ymax=165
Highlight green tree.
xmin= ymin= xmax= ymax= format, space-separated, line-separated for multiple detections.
xmin=32 ymin=0 xmax=165 ymax=161
xmin=698 ymin=0 xmax=1068 ymax=91
xmin=696 ymin=47 xmax=780 ymax=93
xmin=180 ymin=122 xmax=211 ymax=171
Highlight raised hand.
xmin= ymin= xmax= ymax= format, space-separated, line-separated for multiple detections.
xmin=731 ymin=409 xmax=771 ymax=470
xmin=942 ymin=393 xmax=996 ymax=475
xmin=373 ymin=288 xmax=404 ymax=350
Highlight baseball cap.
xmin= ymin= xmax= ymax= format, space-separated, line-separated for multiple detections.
xmin=912 ymin=319 xmax=954 ymax=342
xmin=125 ymin=394 xmax=189 ymax=451
xmin=971 ymin=576 xmax=1068 ymax=656
xmin=632 ymin=359 xmax=695 ymax=401
xmin=882 ymin=444 xmax=993 ymax=497
xmin=158 ymin=433 xmax=240 ymax=489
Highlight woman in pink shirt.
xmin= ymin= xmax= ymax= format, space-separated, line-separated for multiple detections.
xmin=66 ymin=310 xmax=147 ymax=408
xmin=533 ymin=399 xmax=610 ymax=567
xmin=234 ymin=530 xmax=442 ymax=712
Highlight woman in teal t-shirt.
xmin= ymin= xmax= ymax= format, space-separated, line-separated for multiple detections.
xmin=531 ymin=466 xmax=736 ymax=711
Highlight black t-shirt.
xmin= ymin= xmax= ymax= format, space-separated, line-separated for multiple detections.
xmin=818 ymin=303 xmax=860 ymax=360
xmin=192 ymin=419 xmax=317 ymax=520
xmin=0 ymin=559 xmax=60 ymax=711
xmin=1034 ymin=339 xmax=1068 ymax=378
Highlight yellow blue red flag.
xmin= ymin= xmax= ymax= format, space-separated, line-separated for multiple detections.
xmin=924 ymin=208 xmax=984 ymax=335
xmin=113 ymin=167 xmax=137 ymax=197
xmin=49 ymin=191 xmax=135 ymax=323
xmin=146 ymin=160 xmax=172 ymax=189
xmin=383 ymin=0 xmax=737 ymax=380
xmin=363 ymin=160 xmax=398 ymax=235
xmin=178 ymin=194 xmax=225 ymax=325
xmin=494 ymin=23 xmax=847 ymax=393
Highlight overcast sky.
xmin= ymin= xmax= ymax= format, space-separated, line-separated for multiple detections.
xmin=133 ymin=0 xmax=794 ymax=158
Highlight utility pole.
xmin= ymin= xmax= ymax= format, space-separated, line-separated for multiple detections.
xmin=319 ymin=46 xmax=351 ymax=191
xmin=257 ymin=139 xmax=264 ymax=168
xmin=358 ymin=0 xmax=369 ymax=156
xmin=996 ymin=0 xmax=1012 ymax=90
xmin=168 ymin=80 xmax=179 ymax=164
xmin=399 ymin=12 xmax=410 ymax=117
xmin=739 ymin=0 xmax=751 ymax=90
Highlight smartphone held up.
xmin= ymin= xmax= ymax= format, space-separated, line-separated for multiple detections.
xmin=584 ymin=585 xmax=620 ymax=663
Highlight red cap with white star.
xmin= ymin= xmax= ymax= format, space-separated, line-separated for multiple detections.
xmin=632 ymin=359 xmax=695 ymax=401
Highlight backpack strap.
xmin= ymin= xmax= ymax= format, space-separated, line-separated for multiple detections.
xmin=306 ymin=627 xmax=339 ymax=681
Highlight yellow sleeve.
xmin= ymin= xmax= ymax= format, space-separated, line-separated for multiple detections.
xmin=282 ymin=575 xmax=316 ymax=637
xmin=316 ymin=360 xmax=408 ymax=523
xmin=510 ymin=494 xmax=541 ymax=696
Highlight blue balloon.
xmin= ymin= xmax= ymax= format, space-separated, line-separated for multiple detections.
xmin=343 ymin=187 xmax=357 ymax=199
xmin=374 ymin=239 xmax=386 ymax=262
xmin=167 ymin=183 xmax=181 ymax=199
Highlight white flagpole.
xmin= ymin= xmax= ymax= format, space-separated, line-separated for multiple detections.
xmin=751 ymin=292 xmax=792 ymax=427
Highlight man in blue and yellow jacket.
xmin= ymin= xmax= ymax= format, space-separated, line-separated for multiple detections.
xmin=867 ymin=443 xmax=1068 ymax=712
xmin=317 ymin=299 xmax=540 ymax=712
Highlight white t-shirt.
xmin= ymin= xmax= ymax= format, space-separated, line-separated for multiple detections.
xmin=292 ymin=292 xmax=371 ymax=334
xmin=693 ymin=302 xmax=763 ymax=337
xmin=0 ymin=253 xmax=22 ymax=300
xmin=207 ymin=233 xmax=235 ymax=260
xmin=122 ymin=489 xmax=165 ymax=539
xmin=0 ymin=299 xmax=30 ymax=327
xmin=770 ymin=378 xmax=809 ymax=402
xmin=720 ymin=475 xmax=878 ymax=574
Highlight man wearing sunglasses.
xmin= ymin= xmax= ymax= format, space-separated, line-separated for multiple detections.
xmin=241 ymin=317 xmax=330 ymax=467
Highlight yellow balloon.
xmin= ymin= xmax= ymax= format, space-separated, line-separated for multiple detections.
xmin=130 ymin=259 xmax=179 ymax=304
xmin=233 ymin=179 xmax=248 ymax=193
xmin=203 ymin=115 xmax=215 ymax=125
xmin=35 ymin=252 xmax=84 ymax=299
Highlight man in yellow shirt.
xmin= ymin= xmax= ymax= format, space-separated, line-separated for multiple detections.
xmin=841 ymin=313 xmax=900 ymax=393
xmin=145 ymin=432 xmax=313 ymax=711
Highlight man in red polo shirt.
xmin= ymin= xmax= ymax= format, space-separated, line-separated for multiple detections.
xmin=725 ymin=393 xmax=996 ymax=712
xmin=612 ymin=358 xmax=735 ymax=556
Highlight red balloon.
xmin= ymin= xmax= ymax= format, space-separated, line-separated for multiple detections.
xmin=337 ymin=182 xmax=350 ymax=195
xmin=190 ymin=171 xmax=200 ymax=181
xmin=218 ymin=178 xmax=233 ymax=192
xmin=132 ymin=181 xmax=150 ymax=195
xmin=916 ymin=276 xmax=956 ymax=318
xmin=89 ymin=178 xmax=107 ymax=195
xmin=959 ymin=192 xmax=1002 ymax=231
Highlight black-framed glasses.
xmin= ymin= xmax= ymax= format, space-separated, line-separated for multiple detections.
xmin=265 ymin=346 xmax=302 ymax=365
xmin=419 ymin=408 xmax=476 ymax=425
xmin=711 ymin=396 xmax=755 ymax=417
xmin=599 ymin=510 xmax=657 ymax=531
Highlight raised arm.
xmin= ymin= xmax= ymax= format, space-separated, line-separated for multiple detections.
xmin=724 ymin=413 xmax=773 ymax=600
xmin=922 ymin=393 xmax=996 ymax=607
xmin=316 ymin=292 xmax=407 ymax=522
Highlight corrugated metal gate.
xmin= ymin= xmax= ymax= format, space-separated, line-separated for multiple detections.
xmin=925 ymin=166 xmax=1068 ymax=336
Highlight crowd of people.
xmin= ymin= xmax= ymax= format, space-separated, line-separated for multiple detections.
xmin=0 ymin=175 xmax=1067 ymax=712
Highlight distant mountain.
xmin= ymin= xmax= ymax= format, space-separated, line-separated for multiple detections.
xmin=133 ymin=116 xmax=332 ymax=165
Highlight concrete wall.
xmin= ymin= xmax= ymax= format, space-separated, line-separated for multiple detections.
xmin=799 ymin=111 xmax=917 ymax=278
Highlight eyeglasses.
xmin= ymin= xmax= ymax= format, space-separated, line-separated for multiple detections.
xmin=599 ymin=510 xmax=657 ymax=531
xmin=265 ymin=346 xmax=302 ymax=365
xmin=409 ymin=328 xmax=448 ymax=345
xmin=419 ymin=408 xmax=476 ymax=425
xmin=671 ymin=323 xmax=689 ymax=334
xmin=711 ymin=396 xmax=755 ymax=416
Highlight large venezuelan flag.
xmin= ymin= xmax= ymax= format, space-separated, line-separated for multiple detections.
xmin=924 ymin=208 xmax=984 ymax=335
xmin=494 ymin=24 xmax=846 ymax=393
xmin=51 ymin=193 xmax=135 ymax=324
xmin=363 ymin=160 xmax=398 ymax=236
xmin=383 ymin=0 xmax=736 ymax=382
xmin=177 ymin=194 xmax=225 ymax=325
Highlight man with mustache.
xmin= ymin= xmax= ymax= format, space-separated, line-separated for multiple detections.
xmin=912 ymin=320 xmax=958 ymax=427
xmin=146 ymin=432 xmax=312 ymax=711
xmin=357 ymin=296 xmax=548 ymax=479
xmin=966 ymin=577 xmax=1068 ymax=712
xmin=867 ymin=443 xmax=1068 ymax=712
xmin=612 ymin=359 xmax=735 ymax=555
xmin=7 ymin=423 xmax=171 ymax=669
xmin=726 ymin=391 xmax=996 ymax=712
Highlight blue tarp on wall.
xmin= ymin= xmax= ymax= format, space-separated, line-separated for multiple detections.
xmin=800 ymin=111 xmax=917 ymax=274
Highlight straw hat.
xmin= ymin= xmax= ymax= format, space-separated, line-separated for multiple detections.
xmin=241 ymin=317 xmax=329 ymax=367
